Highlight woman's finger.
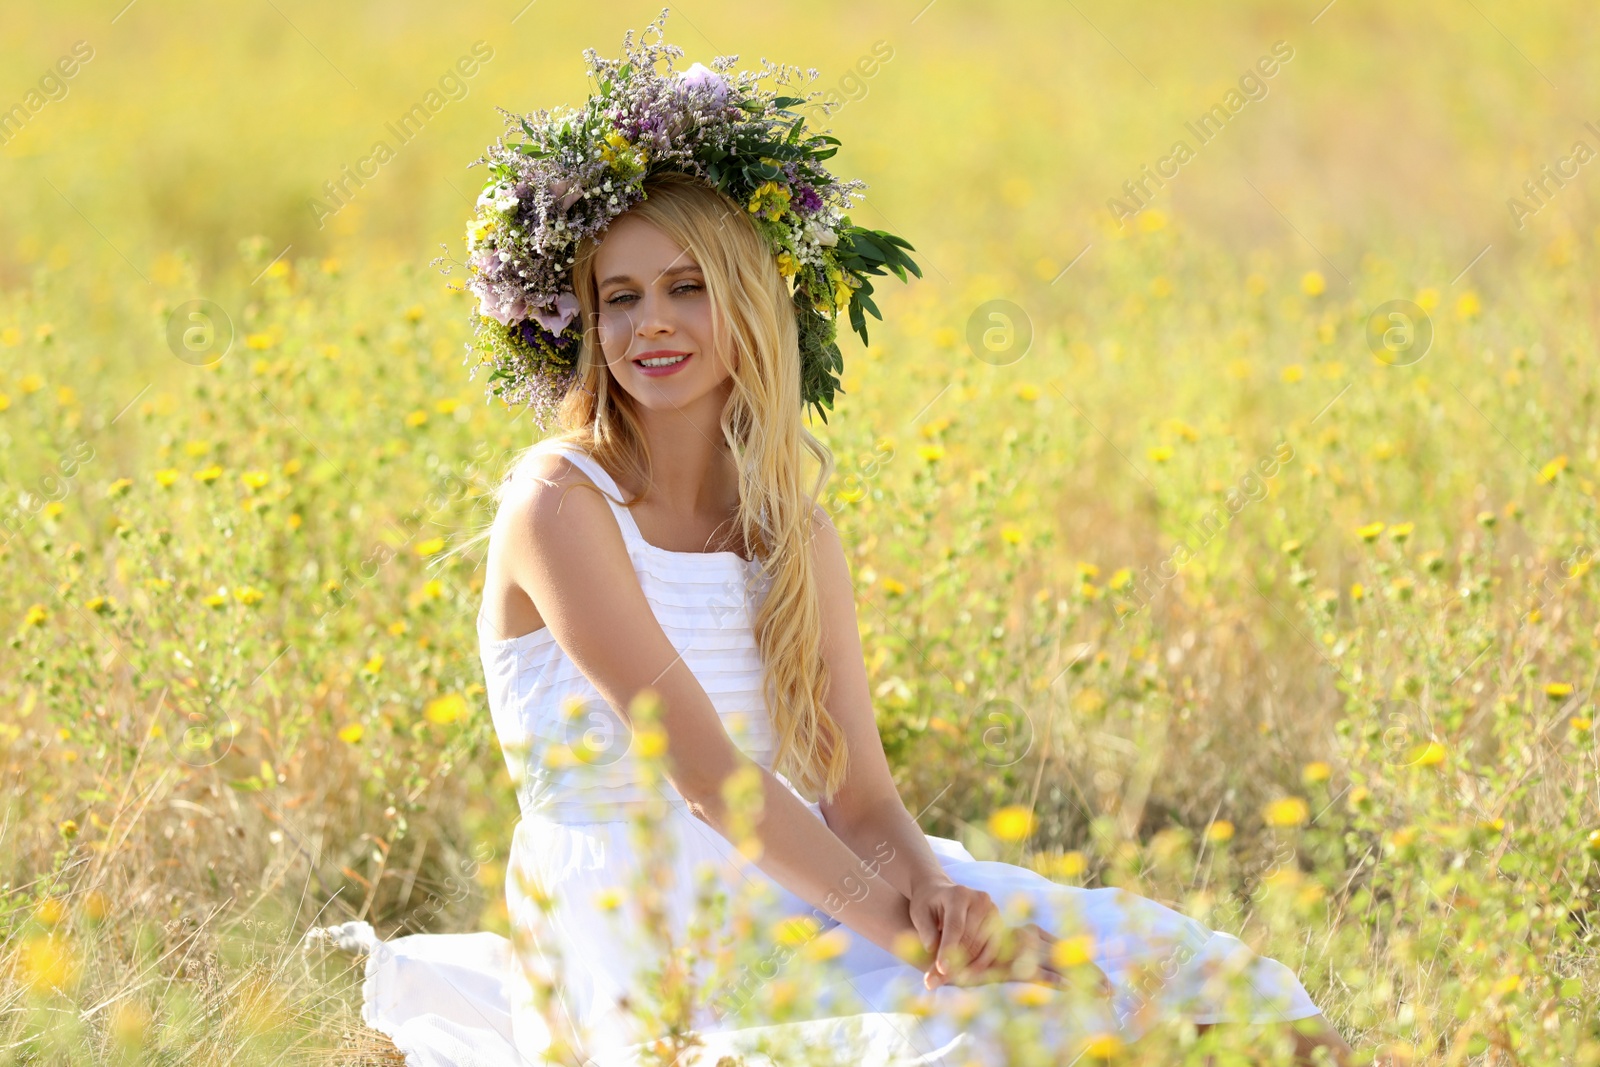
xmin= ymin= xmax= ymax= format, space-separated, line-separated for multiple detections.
xmin=936 ymin=901 xmax=969 ymax=976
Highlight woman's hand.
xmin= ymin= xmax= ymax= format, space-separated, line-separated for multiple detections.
xmin=909 ymin=880 xmax=1112 ymax=997
xmin=908 ymin=880 xmax=1007 ymax=986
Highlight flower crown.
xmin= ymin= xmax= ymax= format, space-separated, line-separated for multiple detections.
xmin=444 ymin=8 xmax=921 ymax=428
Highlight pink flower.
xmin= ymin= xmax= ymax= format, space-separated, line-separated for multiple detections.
xmin=531 ymin=290 xmax=580 ymax=334
xmin=677 ymin=62 xmax=728 ymax=106
xmin=548 ymin=178 xmax=584 ymax=213
xmin=475 ymin=285 xmax=528 ymax=326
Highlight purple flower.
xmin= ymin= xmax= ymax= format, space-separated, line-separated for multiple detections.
xmin=794 ymin=184 xmax=823 ymax=214
xmin=677 ymin=62 xmax=728 ymax=106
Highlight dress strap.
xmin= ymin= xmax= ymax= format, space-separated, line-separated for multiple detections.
xmin=533 ymin=441 xmax=645 ymax=546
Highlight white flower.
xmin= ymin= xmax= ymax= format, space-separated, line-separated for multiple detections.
xmin=804 ymin=219 xmax=838 ymax=247
xmin=476 ymin=182 xmax=520 ymax=216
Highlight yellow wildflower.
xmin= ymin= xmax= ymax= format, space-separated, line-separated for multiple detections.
xmin=1302 ymin=761 xmax=1331 ymax=784
xmin=415 ymin=537 xmax=446 ymax=557
xmin=1206 ymin=820 xmax=1235 ymax=843
xmin=154 ymin=468 xmax=180 ymax=488
xmin=1262 ymin=796 xmax=1309 ymax=828
xmin=425 ymin=693 xmax=467 ymax=725
xmin=1356 ymin=521 xmax=1385 ymax=542
xmin=337 ymin=723 xmax=365 ymax=744
xmin=1544 ymin=682 xmax=1574 ymax=700
xmin=987 ymin=805 xmax=1036 ymax=842
xmin=194 ymin=464 xmax=223 ymax=484
xmin=1300 ymin=271 xmax=1326 ymax=297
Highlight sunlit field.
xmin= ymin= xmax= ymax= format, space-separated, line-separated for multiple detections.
xmin=3 ymin=1 xmax=1598 ymax=1063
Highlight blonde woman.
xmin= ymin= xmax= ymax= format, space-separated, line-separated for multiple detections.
xmin=307 ymin=18 xmax=1385 ymax=1066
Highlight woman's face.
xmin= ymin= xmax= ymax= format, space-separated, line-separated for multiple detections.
xmin=592 ymin=213 xmax=735 ymax=411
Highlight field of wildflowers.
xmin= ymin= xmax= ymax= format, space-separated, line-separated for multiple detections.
xmin=2 ymin=1 xmax=1597 ymax=1063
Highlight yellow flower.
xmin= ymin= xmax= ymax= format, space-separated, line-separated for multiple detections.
xmin=405 ymin=409 xmax=429 ymax=428
xmin=107 ymin=478 xmax=133 ymax=497
xmin=1388 ymin=521 xmax=1414 ymax=542
xmin=1082 ymin=1033 xmax=1124 ymax=1060
xmin=1356 ymin=521 xmax=1385 ymax=542
xmin=434 ymin=397 xmax=461 ymax=415
xmin=415 ymin=537 xmax=447 ymax=557
xmin=21 ymin=934 xmax=77 ymax=994
xmin=1456 ymin=291 xmax=1481 ymax=319
xmin=1015 ymin=383 xmax=1040 ymax=402
xmin=918 ymin=444 xmax=944 ymax=463
xmin=1415 ymin=287 xmax=1440 ymax=312
xmin=1043 ymin=850 xmax=1086 ymax=879
xmin=746 ymin=180 xmax=792 ymax=220
xmin=245 ymin=332 xmax=274 ymax=350
xmin=633 ymin=728 xmax=666 ymax=761
xmin=593 ymin=887 xmax=625 ymax=912
xmin=1000 ymin=525 xmax=1024 ymax=546
xmin=19 ymin=373 xmax=45 ymax=393
xmin=201 ymin=593 xmax=226 ymax=608
xmin=362 ymin=653 xmax=384 ymax=675
xmin=1206 ymin=820 xmax=1235 ymax=843
xmin=1262 ymin=796 xmax=1309 ymax=828
xmin=0 ymin=392 xmax=10 ymax=411
xmin=880 ymin=577 xmax=906 ymax=596
xmin=234 ymin=585 xmax=265 ymax=606
xmin=154 ymin=468 xmax=180 ymax=488
xmin=1280 ymin=539 xmax=1304 ymax=556
xmin=86 ymin=596 xmax=112 ymax=615
xmin=425 ymin=693 xmax=467 ymax=725
xmin=194 ymin=464 xmax=223 ymax=484
xmin=1300 ymin=271 xmax=1326 ymax=297
xmin=1538 ymin=455 xmax=1567 ymax=484
xmin=1570 ymin=716 xmax=1593 ymax=733
xmin=800 ymin=927 xmax=852 ymax=962
xmin=1136 ymin=208 xmax=1167 ymax=232
xmin=1281 ymin=363 xmax=1305 ymax=383
xmin=24 ymin=604 xmax=49 ymax=627
xmin=1302 ymin=761 xmax=1331 ymax=784
xmin=775 ymin=251 xmax=800 ymax=277
xmin=774 ymin=915 xmax=825 ymax=948
xmin=1051 ymin=935 xmax=1095 ymax=969
xmin=241 ymin=470 xmax=270 ymax=490
xmin=1147 ymin=445 xmax=1174 ymax=463
xmin=1544 ymin=682 xmax=1574 ymax=700
xmin=1410 ymin=741 xmax=1446 ymax=767
xmin=43 ymin=501 xmax=63 ymax=520
xmin=403 ymin=304 xmax=425 ymax=323
xmin=987 ymin=805 xmax=1036 ymax=842
xmin=337 ymin=723 xmax=365 ymax=744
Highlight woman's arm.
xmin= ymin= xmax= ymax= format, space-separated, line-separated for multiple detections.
xmin=806 ymin=506 xmax=954 ymax=899
xmin=500 ymin=460 xmax=934 ymax=967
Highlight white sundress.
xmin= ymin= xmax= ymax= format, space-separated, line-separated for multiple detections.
xmin=304 ymin=439 xmax=1327 ymax=1067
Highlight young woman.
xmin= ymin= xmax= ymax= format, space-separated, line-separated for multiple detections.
xmin=307 ymin=18 xmax=1381 ymax=1066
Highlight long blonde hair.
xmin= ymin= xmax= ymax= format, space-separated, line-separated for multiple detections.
xmin=461 ymin=170 xmax=849 ymax=804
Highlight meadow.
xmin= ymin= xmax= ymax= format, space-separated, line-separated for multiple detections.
xmin=1 ymin=0 xmax=1597 ymax=1063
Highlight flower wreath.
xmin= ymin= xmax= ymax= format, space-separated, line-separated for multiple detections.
xmin=439 ymin=7 xmax=922 ymax=427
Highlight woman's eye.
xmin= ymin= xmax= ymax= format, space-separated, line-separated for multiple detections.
xmin=604 ymin=284 xmax=702 ymax=306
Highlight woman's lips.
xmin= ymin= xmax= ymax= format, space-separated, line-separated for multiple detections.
xmin=634 ymin=352 xmax=693 ymax=377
